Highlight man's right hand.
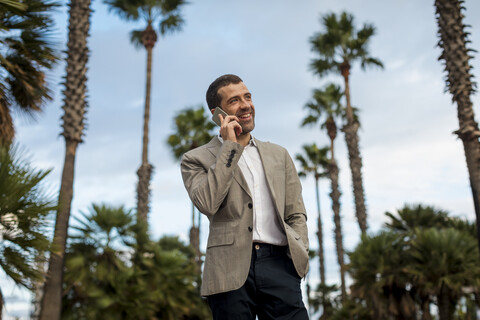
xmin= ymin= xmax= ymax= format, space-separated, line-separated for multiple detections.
xmin=219 ymin=114 xmax=242 ymax=143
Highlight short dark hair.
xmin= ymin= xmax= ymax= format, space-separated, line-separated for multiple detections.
xmin=206 ymin=74 xmax=243 ymax=110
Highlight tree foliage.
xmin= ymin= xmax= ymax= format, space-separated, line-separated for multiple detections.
xmin=167 ymin=106 xmax=216 ymax=160
xmin=343 ymin=204 xmax=480 ymax=320
xmin=0 ymin=144 xmax=55 ymax=289
xmin=61 ymin=204 xmax=210 ymax=319
xmin=0 ymin=0 xmax=58 ymax=145
xmin=104 ymin=0 xmax=186 ymax=48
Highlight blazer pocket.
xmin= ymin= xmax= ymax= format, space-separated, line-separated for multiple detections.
xmin=285 ymin=225 xmax=301 ymax=240
xmin=207 ymin=232 xmax=234 ymax=248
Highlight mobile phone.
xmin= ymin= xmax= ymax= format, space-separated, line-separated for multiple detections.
xmin=212 ymin=107 xmax=228 ymax=126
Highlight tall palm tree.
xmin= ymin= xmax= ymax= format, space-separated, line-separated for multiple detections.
xmin=302 ymin=83 xmax=347 ymax=301
xmin=310 ymin=12 xmax=384 ymax=234
xmin=39 ymin=0 xmax=91 ymax=318
xmin=0 ymin=0 xmax=58 ymax=146
xmin=0 ymin=144 xmax=55 ymax=317
xmin=295 ymin=144 xmax=329 ymax=300
xmin=434 ymin=0 xmax=480 ymax=251
xmin=104 ymin=0 xmax=187 ymax=223
xmin=167 ymin=106 xmax=215 ymax=270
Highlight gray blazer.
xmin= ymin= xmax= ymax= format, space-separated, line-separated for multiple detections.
xmin=181 ymin=137 xmax=309 ymax=296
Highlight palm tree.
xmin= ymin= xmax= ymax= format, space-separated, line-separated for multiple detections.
xmin=408 ymin=228 xmax=480 ymax=320
xmin=385 ymin=204 xmax=451 ymax=233
xmin=434 ymin=0 xmax=480 ymax=252
xmin=0 ymin=0 xmax=58 ymax=146
xmin=0 ymin=144 xmax=55 ymax=316
xmin=39 ymin=0 xmax=92 ymax=318
xmin=62 ymin=204 xmax=210 ymax=319
xmin=61 ymin=204 xmax=137 ymax=319
xmin=310 ymin=12 xmax=384 ymax=234
xmin=385 ymin=204 xmax=480 ymax=320
xmin=295 ymin=143 xmax=329 ymax=311
xmin=167 ymin=106 xmax=215 ymax=270
xmin=302 ymin=82 xmax=347 ymax=301
xmin=104 ymin=0 xmax=187 ymax=223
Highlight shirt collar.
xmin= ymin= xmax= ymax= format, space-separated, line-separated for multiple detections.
xmin=217 ymin=135 xmax=256 ymax=147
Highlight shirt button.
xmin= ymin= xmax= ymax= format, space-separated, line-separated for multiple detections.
xmin=248 ymin=203 xmax=253 ymax=209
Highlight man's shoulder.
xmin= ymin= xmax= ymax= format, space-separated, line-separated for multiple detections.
xmin=183 ymin=137 xmax=219 ymax=160
xmin=255 ymin=138 xmax=287 ymax=154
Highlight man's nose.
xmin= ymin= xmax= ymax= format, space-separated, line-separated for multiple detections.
xmin=239 ymin=98 xmax=251 ymax=108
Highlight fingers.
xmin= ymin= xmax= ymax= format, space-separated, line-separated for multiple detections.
xmin=219 ymin=114 xmax=238 ymax=125
xmin=219 ymin=114 xmax=242 ymax=140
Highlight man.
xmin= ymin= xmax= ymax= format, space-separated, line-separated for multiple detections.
xmin=181 ymin=74 xmax=309 ymax=319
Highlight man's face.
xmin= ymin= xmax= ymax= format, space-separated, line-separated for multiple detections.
xmin=216 ymin=82 xmax=255 ymax=134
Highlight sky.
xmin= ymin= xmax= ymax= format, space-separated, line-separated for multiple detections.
xmin=3 ymin=0 xmax=480 ymax=318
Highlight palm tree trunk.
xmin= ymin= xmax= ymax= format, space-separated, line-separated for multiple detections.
xmin=328 ymin=158 xmax=346 ymax=301
xmin=341 ymin=64 xmax=368 ymax=234
xmin=437 ymin=284 xmax=450 ymax=320
xmin=40 ymin=140 xmax=79 ymax=320
xmin=0 ymin=101 xmax=14 ymax=146
xmin=40 ymin=0 xmax=90 ymax=317
xmin=315 ymin=177 xmax=326 ymax=286
xmin=189 ymin=203 xmax=202 ymax=271
xmin=435 ymin=0 xmax=480 ymax=252
xmin=137 ymin=23 xmax=156 ymax=223
xmin=191 ymin=202 xmax=195 ymax=227
xmin=421 ymin=297 xmax=432 ymax=320
xmin=30 ymin=252 xmax=46 ymax=320
xmin=189 ymin=226 xmax=201 ymax=271
xmin=315 ymin=177 xmax=329 ymax=317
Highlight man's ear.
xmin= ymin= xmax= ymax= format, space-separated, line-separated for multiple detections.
xmin=210 ymin=108 xmax=216 ymax=115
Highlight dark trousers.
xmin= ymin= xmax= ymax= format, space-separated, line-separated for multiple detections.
xmin=207 ymin=243 xmax=309 ymax=320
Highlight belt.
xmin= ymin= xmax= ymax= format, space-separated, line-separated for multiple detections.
xmin=252 ymin=242 xmax=287 ymax=254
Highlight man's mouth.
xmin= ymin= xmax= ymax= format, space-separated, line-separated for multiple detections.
xmin=237 ymin=112 xmax=252 ymax=121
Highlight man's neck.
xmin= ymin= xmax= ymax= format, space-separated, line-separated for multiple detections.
xmin=237 ymin=133 xmax=251 ymax=147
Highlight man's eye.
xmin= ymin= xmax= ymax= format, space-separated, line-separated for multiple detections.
xmin=230 ymin=98 xmax=238 ymax=104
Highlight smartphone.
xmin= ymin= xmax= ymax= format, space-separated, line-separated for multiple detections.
xmin=212 ymin=107 xmax=228 ymax=126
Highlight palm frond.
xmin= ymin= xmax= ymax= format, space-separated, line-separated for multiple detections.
xmin=104 ymin=0 xmax=141 ymax=21
xmin=0 ymin=144 xmax=55 ymax=289
xmin=159 ymin=12 xmax=183 ymax=35
xmin=129 ymin=28 xmax=144 ymax=48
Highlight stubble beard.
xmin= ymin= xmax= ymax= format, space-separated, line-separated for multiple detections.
xmin=237 ymin=108 xmax=255 ymax=135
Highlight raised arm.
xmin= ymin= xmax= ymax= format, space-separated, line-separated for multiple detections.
xmin=181 ymin=140 xmax=244 ymax=217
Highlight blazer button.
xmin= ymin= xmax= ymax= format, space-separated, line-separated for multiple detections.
xmin=248 ymin=226 xmax=252 ymax=232
xmin=248 ymin=203 xmax=253 ymax=209
xmin=226 ymin=163 xmax=231 ymax=168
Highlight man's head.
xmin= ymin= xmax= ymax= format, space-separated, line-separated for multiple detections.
xmin=206 ymin=74 xmax=255 ymax=135
xmin=206 ymin=74 xmax=243 ymax=110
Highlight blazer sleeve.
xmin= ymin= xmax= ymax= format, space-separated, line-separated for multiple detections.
xmin=283 ymin=148 xmax=309 ymax=250
xmin=181 ymin=140 xmax=244 ymax=217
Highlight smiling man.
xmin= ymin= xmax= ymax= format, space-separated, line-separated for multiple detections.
xmin=181 ymin=74 xmax=309 ymax=319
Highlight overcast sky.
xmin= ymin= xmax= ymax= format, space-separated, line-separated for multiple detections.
xmin=3 ymin=0 xmax=480 ymax=318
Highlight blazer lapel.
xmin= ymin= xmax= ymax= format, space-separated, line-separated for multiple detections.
xmin=255 ymin=139 xmax=278 ymax=205
xmin=207 ymin=137 xmax=251 ymax=198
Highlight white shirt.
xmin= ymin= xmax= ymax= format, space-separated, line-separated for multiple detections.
xmin=218 ymin=136 xmax=287 ymax=246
